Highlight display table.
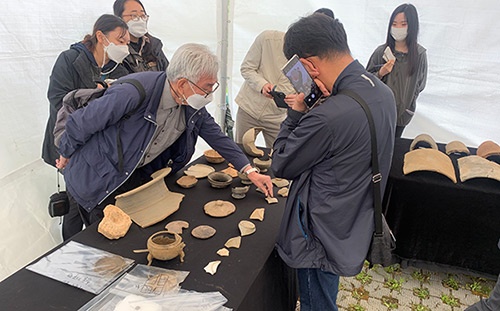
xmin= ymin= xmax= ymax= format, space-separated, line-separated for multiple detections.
xmin=0 ymin=153 xmax=297 ymax=310
xmin=385 ymin=138 xmax=500 ymax=275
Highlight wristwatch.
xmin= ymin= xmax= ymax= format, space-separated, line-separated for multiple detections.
xmin=244 ymin=167 xmax=259 ymax=176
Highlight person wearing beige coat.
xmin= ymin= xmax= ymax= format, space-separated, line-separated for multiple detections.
xmin=235 ymin=30 xmax=295 ymax=148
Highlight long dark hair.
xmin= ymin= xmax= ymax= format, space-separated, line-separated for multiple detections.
xmin=113 ymin=0 xmax=146 ymax=17
xmin=82 ymin=14 xmax=128 ymax=52
xmin=385 ymin=3 xmax=419 ymax=76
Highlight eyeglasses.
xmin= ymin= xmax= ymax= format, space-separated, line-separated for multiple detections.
xmin=122 ymin=14 xmax=149 ymax=22
xmin=186 ymin=79 xmax=220 ymax=98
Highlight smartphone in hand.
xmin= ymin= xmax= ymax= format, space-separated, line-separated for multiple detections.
xmin=281 ymin=54 xmax=322 ymax=109
xmin=268 ymin=86 xmax=288 ymax=108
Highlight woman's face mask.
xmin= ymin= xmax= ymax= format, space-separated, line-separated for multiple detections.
xmin=127 ymin=19 xmax=148 ymax=38
xmin=103 ymin=36 xmax=130 ymax=64
xmin=391 ymin=26 xmax=408 ymax=41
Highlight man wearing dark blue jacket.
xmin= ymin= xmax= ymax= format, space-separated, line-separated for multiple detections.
xmin=271 ymin=14 xmax=396 ymax=310
xmin=56 ymin=43 xmax=273 ymax=225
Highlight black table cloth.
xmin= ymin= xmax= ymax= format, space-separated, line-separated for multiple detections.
xmin=385 ymin=138 xmax=500 ymax=275
xmin=0 ymin=153 xmax=297 ymax=310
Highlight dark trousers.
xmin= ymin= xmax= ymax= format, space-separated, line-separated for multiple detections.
xmin=395 ymin=125 xmax=405 ymax=138
xmin=297 ymin=268 xmax=339 ymax=311
xmin=62 ymin=192 xmax=84 ymax=240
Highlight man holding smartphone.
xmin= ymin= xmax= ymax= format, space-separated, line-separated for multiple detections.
xmin=271 ymin=13 xmax=396 ymax=311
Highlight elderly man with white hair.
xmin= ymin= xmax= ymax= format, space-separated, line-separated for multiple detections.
xmin=56 ymin=43 xmax=273 ymax=226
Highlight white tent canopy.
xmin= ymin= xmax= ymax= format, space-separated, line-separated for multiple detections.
xmin=1 ymin=0 xmax=499 ymax=281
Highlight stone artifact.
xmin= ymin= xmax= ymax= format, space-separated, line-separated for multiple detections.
xmin=165 ymin=220 xmax=189 ymax=234
xmin=458 ymin=155 xmax=500 ymax=182
xmin=265 ymin=197 xmax=278 ymax=204
xmin=403 ymin=149 xmax=457 ymax=183
xmin=176 ymin=175 xmax=198 ymax=188
xmin=272 ymin=178 xmax=289 ymax=188
xmin=250 ymin=208 xmax=265 ymax=221
xmin=221 ymin=164 xmax=239 ymax=178
xmin=94 ymin=255 xmax=128 ymax=276
xmin=231 ymin=185 xmax=250 ymax=199
xmin=277 ymin=187 xmax=289 ymax=197
xmin=224 ymin=236 xmax=241 ymax=249
xmin=217 ymin=248 xmax=230 ymax=257
xmin=242 ymin=127 xmax=265 ymax=157
xmin=135 ymin=231 xmax=186 ymax=265
xmin=445 ymin=140 xmax=470 ymax=156
xmin=477 ymin=140 xmax=500 ymax=159
xmin=207 ymin=172 xmax=233 ymax=188
xmin=409 ymin=133 xmax=438 ymax=151
xmin=203 ymin=149 xmax=225 ymax=164
xmin=184 ymin=164 xmax=215 ymax=178
xmin=204 ymin=200 xmax=236 ymax=217
xmin=253 ymin=158 xmax=272 ymax=173
xmin=191 ymin=225 xmax=216 ymax=239
xmin=204 ymin=260 xmax=221 ymax=275
xmin=115 ymin=168 xmax=185 ymax=228
xmin=97 ymin=204 xmax=132 ymax=240
xmin=238 ymin=220 xmax=256 ymax=236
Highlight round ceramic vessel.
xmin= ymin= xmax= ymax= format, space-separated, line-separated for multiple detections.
xmin=207 ymin=172 xmax=233 ymax=188
xmin=147 ymin=231 xmax=185 ymax=262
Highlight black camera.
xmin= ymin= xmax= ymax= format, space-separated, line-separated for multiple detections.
xmin=48 ymin=191 xmax=70 ymax=217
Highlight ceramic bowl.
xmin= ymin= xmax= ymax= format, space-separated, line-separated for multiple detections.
xmin=207 ymin=172 xmax=233 ymax=188
xmin=204 ymin=149 xmax=225 ymax=164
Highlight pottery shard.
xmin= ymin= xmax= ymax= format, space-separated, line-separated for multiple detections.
xmin=204 ymin=200 xmax=236 ymax=217
xmin=204 ymin=260 xmax=221 ymax=275
xmin=250 ymin=208 xmax=265 ymax=221
xmin=165 ymin=220 xmax=189 ymax=234
xmin=217 ymin=248 xmax=230 ymax=257
xmin=176 ymin=175 xmax=198 ymax=188
xmin=221 ymin=166 xmax=239 ymax=178
xmin=272 ymin=178 xmax=289 ymax=188
xmin=265 ymin=197 xmax=278 ymax=204
xmin=277 ymin=187 xmax=289 ymax=197
xmin=225 ymin=236 xmax=242 ymax=249
xmin=98 ymin=204 xmax=132 ymax=240
xmin=238 ymin=220 xmax=256 ymax=236
xmin=191 ymin=225 xmax=216 ymax=239
xmin=242 ymin=127 xmax=265 ymax=157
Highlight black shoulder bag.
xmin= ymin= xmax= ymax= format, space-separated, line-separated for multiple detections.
xmin=338 ymin=89 xmax=396 ymax=267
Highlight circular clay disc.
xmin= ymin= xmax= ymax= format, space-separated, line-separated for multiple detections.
xmin=191 ymin=225 xmax=216 ymax=239
xmin=204 ymin=200 xmax=236 ymax=217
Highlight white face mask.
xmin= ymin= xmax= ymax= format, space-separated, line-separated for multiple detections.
xmin=183 ymin=83 xmax=213 ymax=110
xmin=103 ymin=37 xmax=130 ymax=64
xmin=391 ymin=27 xmax=408 ymax=42
xmin=127 ymin=19 xmax=148 ymax=38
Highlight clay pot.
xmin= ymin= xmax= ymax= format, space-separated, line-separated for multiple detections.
xmin=204 ymin=149 xmax=225 ymax=164
xmin=146 ymin=231 xmax=185 ymax=265
xmin=231 ymin=186 xmax=250 ymax=199
xmin=237 ymin=167 xmax=260 ymax=185
xmin=253 ymin=158 xmax=272 ymax=173
xmin=207 ymin=172 xmax=233 ymax=188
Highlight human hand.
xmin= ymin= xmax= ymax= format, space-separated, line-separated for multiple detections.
xmin=261 ymin=83 xmax=274 ymax=98
xmin=284 ymin=93 xmax=307 ymax=112
xmin=246 ymin=171 xmax=274 ymax=197
xmin=55 ymin=155 xmax=69 ymax=170
xmin=378 ymin=59 xmax=395 ymax=78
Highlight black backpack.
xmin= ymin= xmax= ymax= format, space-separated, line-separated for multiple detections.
xmin=53 ymin=79 xmax=146 ymax=172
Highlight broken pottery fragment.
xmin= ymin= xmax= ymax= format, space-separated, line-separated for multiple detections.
xmin=203 ymin=149 xmax=225 ymax=164
xmin=253 ymin=158 xmax=272 ymax=173
xmin=272 ymin=178 xmax=289 ymax=188
xmin=221 ymin=165 xmax=239 ymax=178
xmin=165 ymin=220 xmax=189 ymax=234
xmin=176 ymin=175 xmax=198 ymax=188
xmin=204 ymin=200 xmax=236 ymax=217
xmin=458 ymin=155 xmax=500 ymax=182
xmin=145 ymin=231 xmax=185 ymax=265
xmin=242 ymin=127 xmax=265 ymax=157
xmin=217 ymin=248 xmax=230 ymax=257
xmin=238 ymin=220 xmax=256 ymax=236
xmin=250 ymin=208 xmax=265 ymax=221
xmin=184 ymin=164 xmax=215 ymax=178
xmin=232 ymin=186 xmax=250 ymax=199
xmin=265 ymin=197 xmax=278 ymax=204
xmin=224 ymin=236 xmax=241 ymax=249
xmin=191 ymin=225 xmax=216 ymax=239
xmin=94 ymin=255 xmax=128 ymax=276
xmin=98 ymin=204 xmax=132 ymax=240
xmin=277 ymin=187 xmax=289 ymax=197
xmin=204 ymin=260 xmax=221 ymax=275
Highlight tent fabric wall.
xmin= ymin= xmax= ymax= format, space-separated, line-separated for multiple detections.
xmin=1 ymin=0 xmax=499 ymax=281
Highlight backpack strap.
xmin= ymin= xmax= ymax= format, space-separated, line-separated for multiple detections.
xmin=115 ymin=79 xmax=146 ymax=173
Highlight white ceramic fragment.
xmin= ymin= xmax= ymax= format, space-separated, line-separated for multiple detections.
xmin=217 ymin=248 xmax=230 ymax=257
xmin=184 ymin=164 xmax=215 ymax=178
xmin=265 ymin=197 xmax=278 ymax=204
xmin=238 ymin=220 xmax=256 ymax=236
xmin=277 ymin=187 xmax=289 ymax=197
xmin=224 ymin=236 xmax=242 ymax=249
xmin=250 ymin=208 xmax=265 ymax=221
xmin=204 ymin=260 xmax=222 ymax=275
xmin=272 ymin=178 xmax=289 ymax=188
xmin=165 ymin=220 xmax=189 ymax=234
